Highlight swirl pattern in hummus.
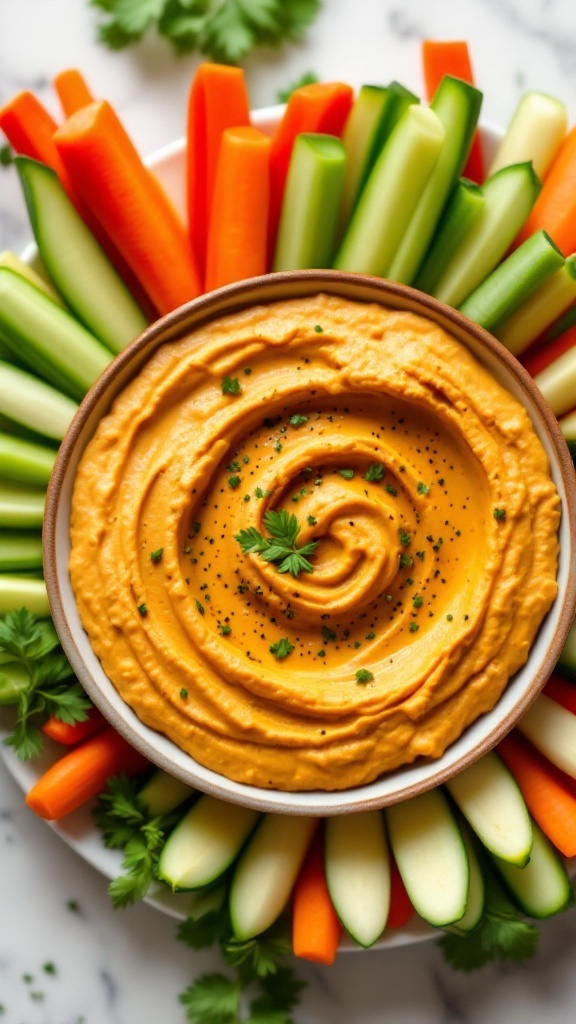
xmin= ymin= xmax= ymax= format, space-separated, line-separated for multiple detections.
xmin=69 ymin=294 xmax=560 ymax=791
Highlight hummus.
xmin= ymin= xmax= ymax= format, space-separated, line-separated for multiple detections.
xmin=69 ymin=294 xmax=560 ymax=791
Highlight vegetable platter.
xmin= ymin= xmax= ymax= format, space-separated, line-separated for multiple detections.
xmin=3 ymin=32 xmax=576 ymax=1024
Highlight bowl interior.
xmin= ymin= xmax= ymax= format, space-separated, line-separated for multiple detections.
xmin=43 ymin=263 xmax=576 ymax=816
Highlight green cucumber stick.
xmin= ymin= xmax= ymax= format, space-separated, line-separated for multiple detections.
xmin=339 ymin=81 xmax=419 ymax=230
xmin=0 ymin=482 xmax=45 ymax=529
xmin=16 ymin=157 xmax=148 ymax=352
xmin=488 ymin=91 xmax=568 ymax=180
xmin=0 ymin=575 xmax=49 ymax=617
xmin=430 ymin=161 xmax=542 ymax=309
xmin=387 ymin=75 xmax=483 ymax=285
xmin=0 ymin=267 xmax=111 ymax=401
xmin=0 ymin=431 xmax=56 ymax=486
xmin=0 ymin=249 xmax=64 ymax=306
xmin=333 ymin=104 xmax=445 ymax=277
xmin=272 ymin=134 xmax=346 ymax=271
xmin=497 ymin=254 xmax=576 ymax=355
xmin=0 ymin=531 xmax=43 ymax=572
xmin=0 ymin=361 xmax=78 ymax=441
xmin=459 ymin=230 xmax=565 ymax=333
xmin=414 ymin=179 xmax=485 ymax=296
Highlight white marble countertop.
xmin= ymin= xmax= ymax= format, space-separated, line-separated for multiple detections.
xmin=3 ymin=0 xmax=576 ymax=1020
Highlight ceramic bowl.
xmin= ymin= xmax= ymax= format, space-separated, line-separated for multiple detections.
xmin=43 ymin=258 xmax=576 ymax=816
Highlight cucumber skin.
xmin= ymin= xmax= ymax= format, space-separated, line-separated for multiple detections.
xmin=491 ymin=823 xmax=574 ymax=919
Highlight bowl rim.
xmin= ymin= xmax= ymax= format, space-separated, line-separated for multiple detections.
xmin=43 ymin=269 xmax=576 ymax=816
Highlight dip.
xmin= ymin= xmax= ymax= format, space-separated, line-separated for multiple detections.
xmin=69 ymin=293 xmax=560 ymax=791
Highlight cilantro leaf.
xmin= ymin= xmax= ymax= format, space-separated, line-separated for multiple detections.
xmin=364 ymin=462 xmax=384 ymax=482
xmin=179 ymin=972 xmax=240 ymax=1024
xmin=177 ymin=906 xmax=231 ymax=950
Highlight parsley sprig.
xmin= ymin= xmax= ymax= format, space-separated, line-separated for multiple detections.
xmin=0 ymin=608 xmax=91 ymax=760
xmin=91 ymin=0 xmax=321 ymax=64
xmin=235 ymin=510 xmax=318 ymax=578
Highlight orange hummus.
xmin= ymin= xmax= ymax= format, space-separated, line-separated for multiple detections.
xmin=69 ymin=294 xmax=560 ymax=791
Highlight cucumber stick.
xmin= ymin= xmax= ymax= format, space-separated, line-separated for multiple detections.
xmin=496 ymin=254 xmax=576 ymax=355
xmin=492 ymin=821 xmax=573 ymax=918
xmin=517 ymin=693 xmax=576 ymax=780
xmin=446 ymin=824 xmax=485 ymax=935
xmin=339 ymin=81 xmax=419 ymax=230
xmin=0 ymin=249 xmax=64 ymax=306
xmin=273 ymin=134 xmax=346 ymax=271
xmin=414 ymin=179 xmax=485 ymax=295
xmin=229 ymin=814 xmax=317 ymax=940
xmin=0 ymin=482 xmax=45 ymax=529
xmin=158 ymin=794 xmax=260 ymax=891
xmin=445 ymin=751 xmax=533 ymax=866
xmin=137 ymin=768 xmax=194 ymax=817
xmin=534 ymin=343 xmax=576 ymax=417
xmin=333 ymin=104 xmax=445 ymax=277
xmin=324 ymin=811 xmax=390 ymax=948
xmin=0 ymin=431 xmax=56 ymax=486
xmin=387 ymin=75 xmax=483 ymax=285
xmin=459 ymin=230 xmax=565 ymax=334
xmin=0 ymin=269 xmax=111 ymax=401
xmin=0 ymin=531 xmax=43 ymax=571
xmin=0 ymin=576 xmax=49 ymax=616
xmin=0 ymin=361 xmax=78 ymax=440
xmin=16 ymin=157 xmax=148 ymax=352
xmin=429 ymin=162 xmax=541 ymax=309
xmin=488 ymin=91 xmax=568 ymax=179
xmin=385 ymin=787 xmax=469 ymax=927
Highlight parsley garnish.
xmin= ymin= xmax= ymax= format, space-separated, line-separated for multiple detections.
xmin=417 ymin=481 xmax=430 ymax=494
xmin=0 ymin=609 xmax=91 ymax=760
xmin=235 ymin=510 xmax=318 ymax=577
xmin=228 ymin=475 xmax=241 ymax=489
xmin=269 ymin=638 xmax=294 ymax=659
xmin=289 ymin=414 xmax=308 ymax=427
xmin=222 ymin=376 xmax=241 ymax=396
xmin=365 ymin=462 xmax=384 ymax=482
xmin=92 ymin=0 xmax=321 ymax=64
xmin=150 ymin=547 xmax=163 ymax=562
xmin=219 ymin=624 xmax=232 ymax=635
xmin=321 ymin=625 xmax=336 ymax=642
xmin=398 ymin=529 xmax=411 ymax=547
xmin=355 ymin=668 xmax=374 ymax=684
xmin=314 ymin=324 xmax=323 ymax=333
xmin=255 ymin=486 xmax=271 ymax=499
xmin=339 ymin=468 xmax=354 ymax=479
xmin=494 ymin=507 xmax=507 ymax=520
xmin=138 ymin=603 xmax=148 ymax=616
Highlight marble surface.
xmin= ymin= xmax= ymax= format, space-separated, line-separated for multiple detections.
xmin=2 ymin=0 xmax=576 ymax=1020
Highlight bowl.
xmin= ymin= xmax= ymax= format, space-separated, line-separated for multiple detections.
xmin=43 ymin=266 xmax=576 ymax=817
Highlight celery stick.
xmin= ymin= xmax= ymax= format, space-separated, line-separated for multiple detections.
xmin=0 ymin=249 xmax=64 ymax=306
xmin=534 ymin=346 xmax=576 ymax=418
xmin=333 ymin=104 xmax=445 ymax=277
xmin=0 ymin=361 xmax=78 ymax=441
xmin=0 ymin=531 xmax=43 ymax=571
xmin=497 ymin=255 xmax=576 ymax=355
xmin=339 ymin=81 xmax=419 ymax=229
xmin=387 ymin=75 xmax=483 ymax=285
xmin=272 ymin=134 xmax=346 ymax=271
xmin=459 ymin=230 xmax=565 ymax=332
xmin=430 ymin=162 xmax=541 ymax=309
xmin=488 ymin=91 xmax=568 ymax=180
xmin=0 ymin=431 xmax=56 ymax=486
xmin=0 ymin=576 xmax=49 ymax=617
xmin=542 ymin=301 xmax=576 ymax=343
xmin=16 ymin=157 xmax=149 ymax=352
xmin=0 ymin=482 xmax=45 ymax=529
xmin=414 ymin=179 xmax=485 ymax=296
xmin=0 ymin=267 xmax=112 ymax=401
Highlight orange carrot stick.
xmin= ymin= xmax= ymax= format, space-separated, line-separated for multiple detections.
xmin=498 ymin=730 xmax=576 ymax=857
xmin=421 ymin=40 xmax=484 ymax=183
xmin=514 ymin=123 xmax=576 ymax=254
xmin=41 ymin=706 xmax=107 ymax=746
xmin=53 ymin=68 xmax=94 ymax=117
xmin=386 ymin=853 xmax=415 ymax=928
xmin=543 ymin=671 xmax=576 ymax=715
xmin=186 ymin=63 xmax=251 ymax=284
xmin=521 ymin=322 xmax=576 ymax=377
xmin=205 ymin=126 xmax=271 ymax=292
xmin=292 ymin=824 xmax=342 ymax=964
xmin=267 ymin=81 xmax=354 ymax=259
xmin=54 ymin=100 xmax=201 ymax=316
xmin=26 ymin=726 xmax=149 ymax=821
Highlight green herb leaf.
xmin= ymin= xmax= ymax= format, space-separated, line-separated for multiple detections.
xmin=179 ymin=972 xmax=240 ymax=1024
xmin=339 ymin=468 xmax=354 ymax=479
xmin=365 ymin=462 xmax=384 ymax=482
xmin=494 ymin=507 xmax=507 ymax=520
xmin=235 ymin=511 xmax=318 ymax=577
xmin=222 ymin=376 xmax=242 ymax=396
xmin=269 ymin=638 xmax=294 ymax=659
xmin=289 ymin=414 xmax=308 ymax=427
xmin=355 ymin=668 xmax=374 ymax=684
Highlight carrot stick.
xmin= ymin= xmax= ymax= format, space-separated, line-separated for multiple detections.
xmin=386 ymin=853 xmax=415 ymax=928
xmin=53 ymin=68 xmax=94 ymax=117
xmin=205 ymin=126 xmax=271 ymax=292
xmin=26 ymin=726 xmax=149 ymax=820
xmin=41 ymin=705 xmax=107 ymax=746
xmin=54 ymin=100 xmax=201 ymax=316
xmin=514 ymin=123 xmax=576 ymax=254
xmin=186 ymin=63 xmax=251 ymax=284
xmin=421 ymin=40 xmax=484 ymax=182
xmin=521 ymin=322 xmax=576 ymax=377
xmin=498 ymin=730 xmax=576 ymax=857
xmin=292 ymin=824 xmax=342 ymax=964
xmin=267 ymin=81 xmax=354 ymax=260
xmin=543 ymin=671 xmax=576 ymax=715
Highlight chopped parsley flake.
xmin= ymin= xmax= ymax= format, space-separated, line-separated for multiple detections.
xmin=255 ymin=486 xmax=271 ymax=499
xmin=228 ymin=475 xmax=241 ymax=489
xmin=355 ymin=668 xmax=374 ymax=684
xmin=307 ymin=514 xmax=317 ymax=526
xmin=222 ymin=376 xmax=241 ymax=395
xmin=339 ymin=468 xmax=354 ymax=479
xmin=314 ymin=324 xmax=323 ymax=333
xmin=494 ymin=507 xmax=507 ymax=520
xmin=321 ymin=625 xmax=336 ymax=642
xmin=417 ymin=481 xmax=430 ymax=494
xmin=290 ymin=414 xmax=309 ymax=427
xmin=385 ymin=483 xmax=397 ymax=496
xmin=398 ymin=529 xmax=411 ymax=547
xmin=365 ymin=462 xmax=384 ymax=482
xmin=180 ymin=688 xmax=188 ymax=699
xmin=219 ymin=624 xmax=231 ymax=635
xmin=270 ymin=637 xmax=295 ymax=659
xmin=137 ymin=603 xmax=147 ymax=616
xmin=413 ymin=595 xmax=423 ymax=607
xmin=195 ymin=599 xmax=205 ymax=616
xmin=409 ymin=621 xmax=419 ymax=632
xmin=149 ymin=547 xmax=163 ymax=562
